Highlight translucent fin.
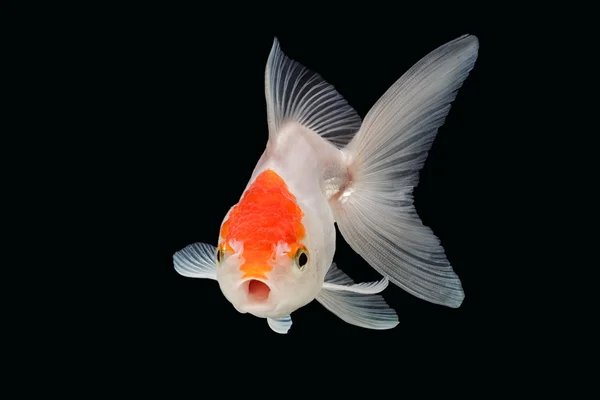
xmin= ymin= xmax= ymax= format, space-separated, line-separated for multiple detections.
xmin=173 ymin=242 xmax=217 ymax=280
xmin=334 ymin=35 xmax=479 ymax=308
xmin=316 ymin=263 xmax=399 ymax=330
xmin=264 ymin=38 xmax=362 ymax=148
xmin=267 ymin=315 xmax=292 ymax=334
xmin=322 ymin=262 xmax=389 ymax=294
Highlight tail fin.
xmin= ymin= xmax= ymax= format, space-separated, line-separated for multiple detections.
xmin=332 ymin=35 xmax=479 ymax=308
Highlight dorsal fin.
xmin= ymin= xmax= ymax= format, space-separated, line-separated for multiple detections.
xmin=264 ymin=38 xmax=362 ymax=148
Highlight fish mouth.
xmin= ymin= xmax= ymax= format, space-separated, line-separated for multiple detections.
xmin=235 ymin=277 xmax=275 ymax=315
xmin=245 ymin=279 xmax=271 ymax=303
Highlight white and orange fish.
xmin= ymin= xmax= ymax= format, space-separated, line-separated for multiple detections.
xmin=174 ymin=35 xmax=479 ymax=333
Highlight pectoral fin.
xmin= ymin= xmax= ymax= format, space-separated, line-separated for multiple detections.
xmin=173 ymin=242 xmax=218 ymax=280
xmin=322 ymin=263 xmax=389 ymax=294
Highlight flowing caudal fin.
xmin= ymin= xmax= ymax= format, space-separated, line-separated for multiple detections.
xmin=316 ymin=263 xmax=399 ymax=330
xmin=173 ymin=242 xmax=218 ymax=280
xmin=332 ymin=35 xmax=479 ymax=308
xmin=264 ymin=38 xmax=362 ymax=148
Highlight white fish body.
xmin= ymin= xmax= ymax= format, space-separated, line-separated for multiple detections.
xmin=174 ymin=35 xmax=479 ymax=334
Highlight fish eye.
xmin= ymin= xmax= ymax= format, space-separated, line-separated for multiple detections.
xmin=216 ymin=247 xmax=223 ymax=265
xmin=295 ymin=247 xmax=309 ymax=270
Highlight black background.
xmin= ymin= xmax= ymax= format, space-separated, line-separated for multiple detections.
xmin=27 ymin=3 xmax=531 ymax=376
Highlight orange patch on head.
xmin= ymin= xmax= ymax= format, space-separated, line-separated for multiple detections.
xmin=219 ymin=169 xmax=305 ymax=279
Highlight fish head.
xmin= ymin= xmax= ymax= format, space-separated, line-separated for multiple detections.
xmin=214 ymin=169 xmax=328 ymax=319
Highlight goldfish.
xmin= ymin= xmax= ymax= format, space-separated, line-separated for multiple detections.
xmin=173 ymin=34 xmax=479 ymax=333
